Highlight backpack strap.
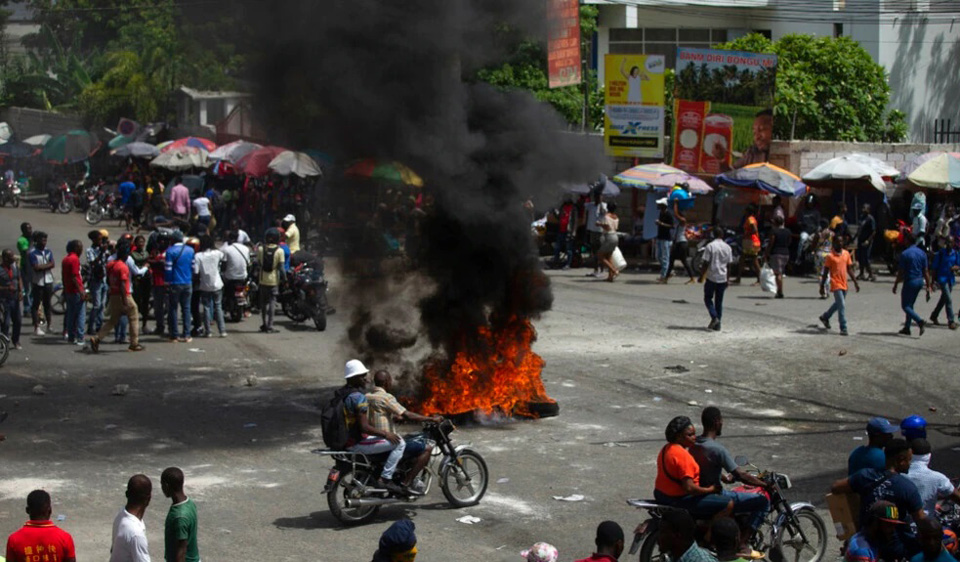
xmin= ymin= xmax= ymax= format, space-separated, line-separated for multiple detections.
xmin=658 ymin=445 xmax=687 ymax=487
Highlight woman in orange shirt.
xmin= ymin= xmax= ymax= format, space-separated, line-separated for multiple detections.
xmin=654 ymin=416 xmax=733 ymax=520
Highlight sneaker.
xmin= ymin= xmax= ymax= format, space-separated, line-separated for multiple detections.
xmin=929 ymin=316 xmax=940 ymax=326
xmin=179 ymin=337 xmax=193 ymax=343
xmin=950 ymin=322 xmax=958 ymax=331
xmin=266 ymin=328 xmax=279 ymax=334
xmin=219 ymin=332 xmax=228 ymax=338
xmin=201 ymin=333 xmax=211 ymax=338
xmin=259 ymin=325 xmax=268 ymax=333
xmin=377 ymin=478 xmax=405 ymax=496
xmin=819 ymin=315 xmax=831 ymax=330
xmin=918 ymin=321 xmax=926 ymax=337
xmin=707 ymin=318 xmax=718 ymax=331
xmin=561 ymin=265 xmax=570 ymax=270
xmin=168 ymin=337 xmax=179 ymax=343
xmin=13 ymin=343 xmax=22 ymax=350
xmin=409 ymin=477 xmax=427 ymax=495
xmin=586 ymin=271 xmax=600 ymax=278
xmin=712 ymin=321 xmax=722 ymax=332
xmin=840 ymin=330 xmax=849 ymax=336
xmin=898 ymin=327 xmax=912 ymax=336
xmin=775 ymin=292 xmax=784 ymax=299
xmin=74 ymin=340 xmax=85 ymax=347
xmin=34 ymin=327 xmax=45 ymax=336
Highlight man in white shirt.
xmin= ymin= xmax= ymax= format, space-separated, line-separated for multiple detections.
xmin=193 ymin=234 xmax=227 ymax=337
xmin=192 ymin=196 xmax=212 ymax=231
xmin=905 ymin=438 xmax=960 ymax=517
xmin=699 ymin=226 xmax=734 ymax=332
xmin=583 ymin=194 xmax=607 ymax=277
xmin=110 ymin=474 xmax=152 ymax=562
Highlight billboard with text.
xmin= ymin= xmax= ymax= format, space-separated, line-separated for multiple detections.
xmin=603 ymin=54 xmax=665 ymax=158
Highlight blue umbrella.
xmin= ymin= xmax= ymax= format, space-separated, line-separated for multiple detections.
xmin=715 ymin=162 xmax=807 ymax=198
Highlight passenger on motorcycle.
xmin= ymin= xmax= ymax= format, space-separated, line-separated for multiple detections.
xmin=902 ymin=415 xmax=928 ymax=441
xmin=905 ymin=438 xmax=960 ymax=517
xmin=341 ymin=360 xmax=407 ymax=496
xmin=657 ymin=508 xmax=719 ymax=562
xmin=848 ymin=417 xmax=897 ymax=476
xmin=654 ymin=416 xmax=734 ymax=521
xmin=366 ymin=370 xmax=442 ymax=495
xmin=845 ymin=501 xmax=908 ymax=562
xmin=690 ymin=407 xmax=770 ymax=554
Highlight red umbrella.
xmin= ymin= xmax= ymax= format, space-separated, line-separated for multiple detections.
xmin=236 ymin=146 xmax=287 ymax=177
xmin=161 ymin=136 xmax=217 ymax=153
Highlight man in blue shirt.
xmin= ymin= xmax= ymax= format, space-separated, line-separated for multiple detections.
xmin=929 ymin=236 xmax=960 ymax=329
xmin=164 ymin=232 xmax=195 ymax=342
xmin=911 ymin=518 xmax=957 ymax=562
xmin=848 ymin=417 xmax=896 ymax=476
xmin=893 ymin=232 xmax=932 ymax=336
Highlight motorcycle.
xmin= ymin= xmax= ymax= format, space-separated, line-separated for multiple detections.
xmin=223 ymin=277 xmax=255 ymax=323
xmin=0 ymin=179 xmax=21 ymax=208
xmin=85 ymin=189 xmax=121 ymax=225
xmin=315 ymin=419 xmax=488 ymax=526
xmin=628 ymin=456 xmax=828 ymax=562
xmin=49 ymin=181 xmax=74 ymax=214
xmin=74 ymin=178 xmax=105 ymax=212
xmin=279 ymin=262 xmax=329 ymax=331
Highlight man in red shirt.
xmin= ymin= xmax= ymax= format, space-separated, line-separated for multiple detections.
xmin=575 ymin=521 xmax=624 ymax=562
xmin=61 ymin=240 xmax=85 ymax=345
xmin=89 ymin=241 xmax=142 ymax=352
xmin=5 ymin=489 xmax=76 ymax=562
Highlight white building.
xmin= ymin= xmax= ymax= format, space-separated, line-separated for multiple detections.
xmin=176 ymin=86 xmax=252 ymax=132
xmin=586 ymin=0 xmax=960 ymax=142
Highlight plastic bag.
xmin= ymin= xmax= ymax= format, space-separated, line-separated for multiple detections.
xmin=612 ymin=247 xmax=627 ymax=271
xmin=760 ymin=264 xmax=777 ymax=293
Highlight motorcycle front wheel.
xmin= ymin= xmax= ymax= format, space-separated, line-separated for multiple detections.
xmin=0 ymin=334 xmax=10 ymax=367
xmin=327 ymin=468 xmax=381 ymax=526
xmin=314 ymin=299 xmax=327 ymax=331
xmin=770 ymin=507 xmax=828 ymax=562
xmin=440 ymin=449 xmax=488 ymax=508
xmin=85 ymin=205 xmax=104 ymax=225
xmin=57 ymin=199 xmax=72 ymax=214
xmin=52 ymin=287 xmax=66 ymax=315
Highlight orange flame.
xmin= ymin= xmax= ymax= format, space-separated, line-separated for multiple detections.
xmin=414 ymin=317 xmax=555 ymax=417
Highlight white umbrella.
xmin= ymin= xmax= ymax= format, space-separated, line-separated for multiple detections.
xmin=22 ymin=134 xmax=52 ymax=147
xmin=112 ymin=142 xmax=159 ymax=159
xmin=268 ymin=150 xmax=322 ymax=177
xmin=802 ymin=155 xmax=886 ymax=192
xmin=844 ymin=153 xmax=900 ymax=179
xmin=149 ymin=147 xmax=208 ymax=171
xmin=209 ymin=140 xmax=261 ymax=163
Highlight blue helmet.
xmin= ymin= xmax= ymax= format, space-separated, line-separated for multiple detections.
xmin=901 ymin=415 xmax=927 ymax=440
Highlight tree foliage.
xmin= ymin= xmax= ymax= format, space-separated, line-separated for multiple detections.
xmin=715 ymin=33 xmax=907 ymax=142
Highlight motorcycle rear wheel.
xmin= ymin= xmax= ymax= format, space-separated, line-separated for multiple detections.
xmin=440 ymin=449 xmax=488 ymax=507
xmin=85 ymin=205 xmax=104 ymax=225
xmin=0 ymin=334 xmax=10 ymax=367
xmin=52 ymin=287 xmax=66 ymax=315
xmin=57 ymin=199 xmax=72 ymax=214
xmin=639 ymin=531 xmax=668 ymax=562
xmin=327 ymin=468 xmax=381 ymax=525
xmin=770 ymin=507 xmax=828 ymax=562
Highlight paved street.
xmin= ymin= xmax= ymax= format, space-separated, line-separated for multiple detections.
xmin=1 ymin=204 xmax=959 ymax=561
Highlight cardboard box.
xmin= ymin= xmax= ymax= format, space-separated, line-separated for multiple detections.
xmin=826 ymin=493 xmax=860 ymax=540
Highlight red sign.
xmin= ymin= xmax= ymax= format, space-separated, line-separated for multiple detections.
xmin=547 ymin=0 xmax=581 ymax=89
xmin=672 ymin=100 xmax=708 ymax=172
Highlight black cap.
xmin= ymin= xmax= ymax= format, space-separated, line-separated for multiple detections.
xmin=596 ymin=520 xmax=624 ymax=547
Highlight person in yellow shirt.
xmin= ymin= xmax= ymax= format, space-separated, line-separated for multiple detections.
xmin=281 ymin=214 xmax=300 ymax=254
xmin=256 ymin=229 xmax=286 ymax=333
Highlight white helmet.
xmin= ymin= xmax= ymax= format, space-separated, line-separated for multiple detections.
xmin=344 ymin=359 xmax=369 ymax=379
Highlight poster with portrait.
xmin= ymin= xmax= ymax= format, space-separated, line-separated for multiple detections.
xmin=603 ymin=54 xmax=666 ymax=158
xmin=671 ymin=48 xmax=777 ymax=174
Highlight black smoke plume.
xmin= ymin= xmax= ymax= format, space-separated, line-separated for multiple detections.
xmin=244 ymin=1 xmax=607 ymax=377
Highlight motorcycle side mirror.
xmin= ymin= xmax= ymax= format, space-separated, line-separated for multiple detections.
xmin=734 ymin=455 xmax=749 ymax=467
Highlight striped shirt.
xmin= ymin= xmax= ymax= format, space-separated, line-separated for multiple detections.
xmin=365 ymin=387 xmax=406 ymax=435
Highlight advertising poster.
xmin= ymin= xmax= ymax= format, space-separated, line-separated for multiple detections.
xmin=604 ymin=54 xmax=665 ymax=158
xmin=672 ymin=48 xmax=777 ymax=174
xmin=546 ymin=0 xmax=581 ymax=89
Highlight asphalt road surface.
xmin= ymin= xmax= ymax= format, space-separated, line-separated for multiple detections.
xmin=0 ymin=204 xmax=958 ymax=562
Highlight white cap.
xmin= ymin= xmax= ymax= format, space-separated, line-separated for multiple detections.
xmin=283 ymin=214 xmax=296 ymax=223
xmin=656 ymin=197 xmax=669 ymax=206
xmin=344 ymin=359 xmax=369 ymax=379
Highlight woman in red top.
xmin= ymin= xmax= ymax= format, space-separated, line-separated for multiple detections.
xmin=654 ymin=416 xmax=733 ymax=520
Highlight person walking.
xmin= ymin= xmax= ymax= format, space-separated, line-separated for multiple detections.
xmin=61 ymin=240 xmax=86 ymax=346
xmin=257 ymin=228 xmax=285 ymax=333
xmin=194 ymin=235 xmax=226 ymax=337
xmin=85 ymin=230 xmax=110 ymax=335
xmin=109 ymin=475 xmax=152 ymax=562
xmin=929 ymin=236 xmax=960 ymax=330
xmin=16 ymin=222 xmax=32 ymax=317
xmin=764 ymin=215 xmax=791 ymax=298
xmin=192 ymin=194 xmax=212 ymax=232
xmin=818 ymin=236 xmax=860 ymax=336
xmin=89 ymin=241 xmax=142 ymax=352
xmin=583 ymin=193 xmax=607 ymax=277
xmin=0 ymin=249 xmax=23 ymax=349
xmin=596 ymin=202 xmax=620 ymax=282
xmin=699 ymin=226 xmax=734 ymax=332
xmin=164 ymin=233 xmax=195 ymax=343
xmin=857 ymin=204 xmax=877 ymax=282
xmin=893 ymin=232 xmax=932 ymax=337
xmin=27 ymin=231 xmax=54 ymax=336
xmin=656 ymin=199 xmax=674 ymax=283
xmin=161 ymin=467 xmax=200 ymax=562
xmin=668 ymin=208 xmax=696 ymax=285
xmin=733 ymin=204 xmax=761 ymax=286
xmin=5 ymin=490 xmax=76 ymax=562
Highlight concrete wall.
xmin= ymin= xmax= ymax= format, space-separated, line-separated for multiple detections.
xmin=0 ymin=107 xmax=85 ymax=138
xmin=769 ymin=139 xmax=960 ymax=178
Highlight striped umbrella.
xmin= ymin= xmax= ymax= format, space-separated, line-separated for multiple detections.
xmin=904 ymin=152 xmax=960 ymax=191
xmin=160 ymin=136 xmax=217 ymax=153
xmin=899 ymin=151 xmax=960 ymax=179
xmin=716 ymin=162 xmax=807 ymax=198
xmin=344 ymin=159 xmax=424 ymax=187
xmin=41 ymin=130 xmax=101 ymax=164
xmin=613 ymin=163 xmax=712 ymax=194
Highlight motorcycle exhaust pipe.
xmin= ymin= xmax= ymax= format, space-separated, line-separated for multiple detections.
xmin=344 ymin=497 xmax=405 ymax=508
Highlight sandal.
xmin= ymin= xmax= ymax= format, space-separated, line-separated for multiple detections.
xmin=127 ymin=344 xmax=145 ymax=352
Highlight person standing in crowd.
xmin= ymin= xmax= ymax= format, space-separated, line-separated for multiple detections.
xmin=148 ymin=234 xmax=169 ymax=335
xmin=552 ymin=196 xmax=577 ymax=270
xmin=699 ymin=226 xmax=734 ymax=332
xmin=656 ymin=509 xmax=717 ymax=562
xmin=192 ymin=193 xmax=212 ymax=232
xmin=109 ymin=234 xmax=147 ymax=345
xmin=28 ymin=231 xmax=54 ymax=336
xmin=831 ymin=202 xmax=849 ymax=242
xmin=597 ymin=202 xmax=620 ymax=282
xmin=169 ymin=178 xmax=190 ymax=222
xmin=86 ymin=230 xmax=110 ymax=335
xmin=118 ymin=179 xmax=137 ymax=232
xmin=61 ymin=240 xmax=85 ymax=346
xmin=764 ymin=215 xmax=791 ymax=299
xmin=844 ymin=501 xmax=907 ymax=562
xmin=0 ymin=249 xmax=23 ymax=349
xmin=131 ymin=235 xmax=150 ymax=333
xmin=161 ymin=467 xmax=200 ymax=562
xmin=257 ymin=228 xmax=285 ymax=333
xmin=912 ymin=201 xmax=929 ymax=249
xmin=16 ymin=222 xmax=32 ymax=316
xmin=89 ymin=240 xmax=142 ymax=353
xmin=893 ymin=232 xmax=932 ymax=337
xmin=583 ymin=192 xmax=607 ymax=278
xmin=221 ymin=231 xmax=250 ymax=319
xmin=575 ymin=521 xmax=624 ymax=562
xmin=371 ymin=520 xmax=418 ymax=562
xmin=733 ymin=204 xmax=761 ymax=285
xmin=857 ymin=204 xmax=877 ymax=282
xmin=194 ymin=235 xmax=226 ymax=338
xmin=929 ymin=235 xmax=960 ymax=329
xmin=668 ymin=207 xmax=696 ymax=285
xmin=5 ymin=490 xmax=76 ymax=562
xmin=812 ymin=219 xmax=834 ymax=298
xmin=770 ymin=195 xmax=785 ymax=225
xmin=165 ymin=233 xmax=195 ymax=343
xmin=655 ymin=199 xmax=674 ymax=283
xmin=109 ymin=475 xmax=152 ymax=562
xmin=819 ymin=236 xmax=859 ymax=336
xmin=848 ymin=417 xmax=896 ymax=476
xmin=281 ymin=214 xmax=300 ymax=254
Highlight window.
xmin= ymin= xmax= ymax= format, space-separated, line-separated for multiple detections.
xmin=833 ymin=22 xmax=843 ymax=37
xmin=609 ymin=27 xmax=734 ymax=68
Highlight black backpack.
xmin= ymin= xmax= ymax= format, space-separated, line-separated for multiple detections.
xmin=91 ymin=249 xmax=107 ymax=282
xmin=261 ymin=246 xmax=278 ymax=273
xmin=320 ymin=386 xmax=355 ymax=450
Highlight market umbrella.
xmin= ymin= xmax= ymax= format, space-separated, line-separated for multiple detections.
xmin=41 ymin=130 xmax=101 ymax=163
xmin=899 ymin=151 xmax=960 ymax=179
xmin=904 ymin=152 xmax=960 ymax=191
xmin=303 ymin=149 xmax=334 ymax=167
xmin=156 ymin=140 xmax=174 ymax=151
xmin=108 ymin=134 xmax=134 ymax=150
xmin=22 ymin=134 xmax=51 ymax=147
xmin=209 ymin=140 xmax=261 ymax=163
xmin=165 ymin=174 xmax=205 ymax=198
xmin=565 ymin=177 xmax=620 ymax=197
xmin=716 ymin=162 xmax=807 ymax=198
xmin=843 ymin=153 xmax=900 ymax=179
xmin=236 ymin=145 xmax=287 ymax=177
xmin=802 ymin=155 xmax=887 ymax=193
xmin=150 ymin=146 xmax=209 ymax=171
xmin=161 ymin=136 xmax=217 ymax=153
xmin=345 ymin=159 xmax=424 ymax=187
xmin=0 ymin=141 xmax=37 ymax=158
xmin=111 ymin=142 xmax=159 ymax=159
xmin=268 ymin=150 xmax=323 ymax=178
xmin=614 ymin=164 xmax=712 ymax=194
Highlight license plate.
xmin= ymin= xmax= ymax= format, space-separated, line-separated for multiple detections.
xmin=327 ymin=468 xmax=340 ymax=483
xmin=12 ymin=188 xmax=20 ymax=194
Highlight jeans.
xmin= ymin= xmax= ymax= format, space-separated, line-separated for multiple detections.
xmin=657 ymin=239 xmax=672 ymax=278
xmin=64 ymin=293 xmax=86 ymax=342
xmin=87 ymin=279 xmax=108 ymax=333
xmin=0 ymin=294 xmax=21 ymax=345
xmin=553 ymin=232 xmax=573 ymax=268
xmin=654 ymin=489 xmax=731 ymax=519
xmin=902 ymin=278 xmax=925 ymax=328
xmin=200 ymin=290 xmax=226 ymax=335
xmin=31 ymin=284 xmax=53 ymax=327
xmin=151 ymin=285 xmax=166 ymax=332
xmin=260 ymin=285 xmax=278 ymax=329
xmin=823 ymin=289 xmax=848 ymax=332
xmin=723 ymin=490 xmax=770 ymax=531
xmin=114 ymin=314 xmax=128 ymax=342
xmin=932 ymin=282 xmax=954 ymax=323
xmin=704 ymin=280 xmax=727 ymax=321
xmin=20 ymin=268 xmax=31 ymax=315
xmin=349 ymin=438 xmax=406 ymax=479
xmin=166 ymin=284 xmax=192 ymax=339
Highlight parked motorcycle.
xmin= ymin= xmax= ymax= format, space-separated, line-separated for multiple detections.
xmin=316 ymin=419 xmax=488 ymax=525
xmin=74 ymin=178 xmax=105 ymax=212
xmin=49 ymin=181 xmax=74 ymax=214
xmin=223 ymin=277 xmax=255 ymax=323
xmin=279 ymin=262 xmax=329 ymax=331
xmin=0 ymin=180 xmax=21 ymax=207
xmin=629 ymin=456 xmax=828 ymax=562
xmin=85 ymin=188 xmax=121 ymax=225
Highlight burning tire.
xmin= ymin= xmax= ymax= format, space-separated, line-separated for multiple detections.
xmin=440 ymin=449 xmax=488 ymax=508
xmin=327 ymin=468 xmax=380 ymax=525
